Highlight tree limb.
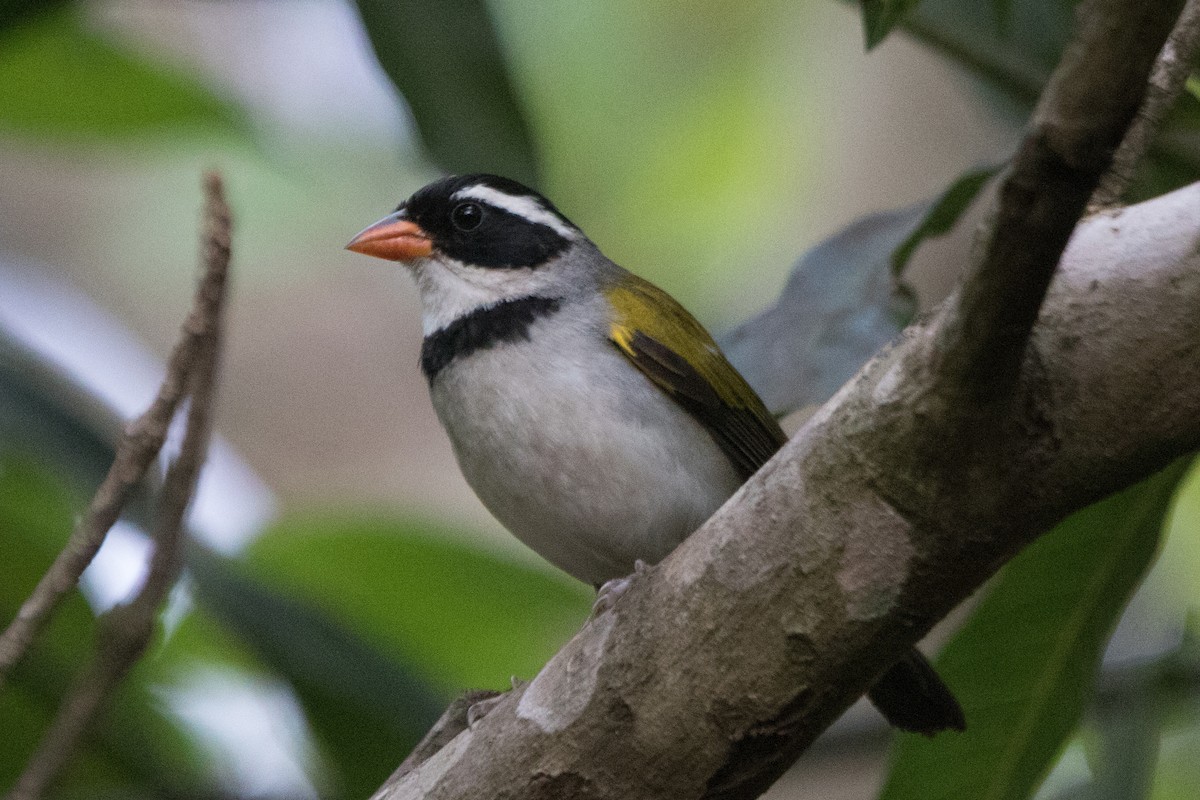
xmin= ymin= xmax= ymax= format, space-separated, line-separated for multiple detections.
xmin=930 ymin=0 xmax=1184 ymax=407
xmin=4 ymin=173 xmax=231 ymax=800
xmin=1091 ymin=0 xmax=1200 ymax=208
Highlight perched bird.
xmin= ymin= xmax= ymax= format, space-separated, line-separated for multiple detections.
xmin=346 ymin=173 xmax=965 ymax=735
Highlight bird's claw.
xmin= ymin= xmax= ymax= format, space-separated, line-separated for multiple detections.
xmin=466 ymin=677 xmax=528 ymax=726
xmin=591 ymin=559 xmax=648 ymax=618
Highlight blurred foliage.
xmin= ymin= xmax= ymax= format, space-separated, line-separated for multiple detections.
xmin=488 ymin=0 xmax=826 ymax=320
xmin=853 ymin=0 xmax=1200 ymax=199
xmin=860 ymin=0 xmax=923 ymax=49
xmin=880 ymin=461 xmax=1193 ymax=800
xmin=720 ymin=162 xmax=992 ymax=416
xmin=903 ymin=0 xmax=1200 ymax=201
xmin=0 ymin=313 xmax=168 ymax=535
xmin=890 ymin=164 xmax=997 ymax=274
xmin=191 ymin=514 xmax=589 ymax=796
xmin=240 ymin=514 xmax=590 ymax=691
xmin=0 ymin=456 xmax=209 ymax=798
xmin=0 ymin=6 xmax=246 ymax=142
xmin=0 ymin=1 xmax=1199 ymax=800
xmin=0 ymin=342 xmax=124 ymax=511
xmin=1 ymin=450 xmax=590 ymax=800
xmin=1084 ymin=678 xmax=1163 ymax=800
xmin=185 ymin=514 xmax=584 ymax=798
xmin=352 ymin=0 xmax=540 ymax=185
xmin=188 ymin=544 xmax=445 ymax=800
xmin=0 ymin=0 xmax=69 ymax=31
xmin=720 ymin=204 xmax=922 ymax=416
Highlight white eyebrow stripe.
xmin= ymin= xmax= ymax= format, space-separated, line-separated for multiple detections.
xmin=452 ymin=185 xmax=577 ymax=239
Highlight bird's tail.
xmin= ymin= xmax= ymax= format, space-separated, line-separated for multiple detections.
xmin=866 ymin=648 xmax=965 ymax=736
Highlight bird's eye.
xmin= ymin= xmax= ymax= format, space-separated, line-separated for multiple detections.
xmin=451 ymin=202 xmax=483 ymax=231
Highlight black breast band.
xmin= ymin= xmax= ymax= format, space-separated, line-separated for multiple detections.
xmin=420 ymin=295 xmax=563 ymax=380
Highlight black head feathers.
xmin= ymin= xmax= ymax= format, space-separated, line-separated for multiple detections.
xmin=400 ymin=174 xmax=578 ymax=269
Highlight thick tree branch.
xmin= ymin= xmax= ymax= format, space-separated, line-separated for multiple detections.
xmin=4 ymin=174 xmax=231 ymax=800
xmin=1091 ymin=0 xmax=1200 ymax=208
xmin=932 ymin=0 xmax=1183 ymax=407
xmin=372 ymin=177 xmax=1200 ymax=800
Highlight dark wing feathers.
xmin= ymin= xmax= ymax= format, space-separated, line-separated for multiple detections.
xmin=606 ymin=277 xmax=787 ymax=480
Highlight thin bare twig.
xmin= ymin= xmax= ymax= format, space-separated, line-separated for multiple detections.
xmin=931 ymin=0 xmax=1184 ymax=408
xmin=1092 ymin=0 xmax=1200 ymax=208
xmin=0 ymin=176 xmax=233 ymax=691
xmin=4 ymin=173 xmax=231 ymax=800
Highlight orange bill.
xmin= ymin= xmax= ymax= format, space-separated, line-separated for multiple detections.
xmin=346 ymin=214 xmax=433 ymax=261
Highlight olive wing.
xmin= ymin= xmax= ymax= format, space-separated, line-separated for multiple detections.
xmin=606 ymin=276 xmax=786 ymax=480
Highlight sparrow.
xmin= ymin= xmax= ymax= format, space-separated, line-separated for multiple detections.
xmin=346 ymin=173 xmax=965 ymax=735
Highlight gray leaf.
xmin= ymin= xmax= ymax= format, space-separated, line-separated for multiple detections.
xmin=719 ymin=205 xmax=924 ymax=417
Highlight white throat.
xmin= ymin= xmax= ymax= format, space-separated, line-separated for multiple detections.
xmin=410 ymin=256 xmax=563 ymax=335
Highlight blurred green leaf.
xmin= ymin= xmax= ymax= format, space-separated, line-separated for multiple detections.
xmin=903 ymin=0 xmax=1074 ymax=106
xmin=0 ymin=455 xmax=111 ymax=791
xmin=891 ymin=165 xmax=997 ymax=275
xmin=0 ymin=455 xmax=208 ymax=797
xmin=1085 ymin=684 xmax=1163 ymax=800
xmin=861 ymin=0 xmax=923 ymax=49
xmin=1137 ymin=84 xmax=1200 ymax=201
xmin=0 ymin=0 xmax=68 ymax=32
xmin=0 ymin=6 xmax=247 ymax=141
xmin=991 ymin=0 xmax=1014 ymax=28
xmin=879 ymin=461 xmax=1191 ymax=800
xmin=188 ymin=544 xmax=446 ymax=799
xmin=189 ymin=514 xmax=590 ymax=797
xmin=353 ymin=0 xmax=540 ymax=185
xmin=1149 ymin=722 xmax=1200 ymax=800
xmin=0 ymin=333 xmax=135 ymax=514
xmin=242 ymin=513 xmax=591 ymax=691
xmin=899 ymin=0 xmax=1200 ymax=199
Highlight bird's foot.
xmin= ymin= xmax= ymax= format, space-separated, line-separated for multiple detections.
xmin=466 ymin=694 xmax=503 ymax=726
xmin=591 ymin=559 xmax=648 ymax=618
xmin=466 ymin=677 xmax=528 ymax=726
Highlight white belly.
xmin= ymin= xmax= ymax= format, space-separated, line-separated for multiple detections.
xmin=429 ymin=326 xmax=743 ymax=586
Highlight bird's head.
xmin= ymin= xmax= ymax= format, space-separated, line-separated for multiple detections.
xmin=347 ymin=174 xmax=592 ymax=332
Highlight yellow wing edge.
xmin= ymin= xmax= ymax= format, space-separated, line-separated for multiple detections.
xmin=605 ymin=275 xmax=784 ymax=439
